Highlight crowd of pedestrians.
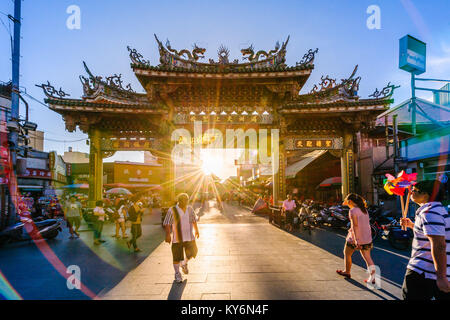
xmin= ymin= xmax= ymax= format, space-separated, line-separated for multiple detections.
xmin=52 ymin=193 xmax=161 ymax=253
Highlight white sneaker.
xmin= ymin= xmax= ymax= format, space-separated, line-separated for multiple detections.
xmin=175 ymin=272 xmax=183 ymax=283
xmin=181 ymin=262 xmax=189 ymax=275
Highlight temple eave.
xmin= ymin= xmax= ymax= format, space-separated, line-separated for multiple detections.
xmin=279 ymin=101 xmax=392 ymax=114
xmin=132 ymin=67 xmax=313 ymax=79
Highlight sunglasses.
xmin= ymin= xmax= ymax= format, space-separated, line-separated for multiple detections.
xmin=411 ymin=188 xmax=420 ymax=193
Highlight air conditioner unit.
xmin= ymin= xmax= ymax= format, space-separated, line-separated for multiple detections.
xmin=23 ymin=121 xmax=38 ymax=131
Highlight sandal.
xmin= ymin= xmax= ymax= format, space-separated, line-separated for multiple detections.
xmin=336 ymin=270 xmax=351 ymax=278
xmin=364 ymin=278 xmax=376 ymax=284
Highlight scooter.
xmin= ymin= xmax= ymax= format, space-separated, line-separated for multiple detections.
xmin=298 ymin=205 xmax=314 ymax=234
xmin=0 ymin=216 xmax=62 ymax=246
xmin=324 ymin=205 xmax=350 ymax=229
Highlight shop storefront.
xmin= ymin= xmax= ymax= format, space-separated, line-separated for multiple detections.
xmin=400 ymin=124 xmax=450 ymax=205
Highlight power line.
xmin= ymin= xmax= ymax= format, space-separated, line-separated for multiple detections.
xmin=0 ymin=16 xmax=12 ymax=37
xmin=27 ymin=132 xmax=87 ymax=143
xmin=22 ymin=92 xmax=48 ymax=109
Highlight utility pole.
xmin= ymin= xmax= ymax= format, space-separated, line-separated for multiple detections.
xmin=411 ymin=73 xmax=416 ymax=136
xmin=8 ymin=0 xmax=22 ymax=224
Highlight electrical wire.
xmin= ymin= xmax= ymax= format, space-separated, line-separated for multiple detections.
xmin=26 ymin=132 xmax=87 ymax=143
xmin=0 ymin=16 xmax=12 ymax=37
xmin=22 ymin=92 xmax=48 ymax=109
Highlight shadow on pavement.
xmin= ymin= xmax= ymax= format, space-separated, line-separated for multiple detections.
xmin=279 ymin=224 xmax=409 ymax=288
xmin=167 ymin=280 xmax=187 ymax=300
xmin=0 ymin=208 xmax=165 ymax=300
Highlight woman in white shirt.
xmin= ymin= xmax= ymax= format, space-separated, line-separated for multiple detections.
xmin=93 ymin=200 xmax=107 ymax=245
xmin=114 ymin=200 xmax=128 ymax=239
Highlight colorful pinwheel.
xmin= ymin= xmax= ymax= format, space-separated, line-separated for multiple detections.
xmin=383 ymin=171 xmax=417 ymax=230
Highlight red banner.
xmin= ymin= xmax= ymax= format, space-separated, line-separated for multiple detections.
xmin=19 ymin=169 xmax=52 ymax=179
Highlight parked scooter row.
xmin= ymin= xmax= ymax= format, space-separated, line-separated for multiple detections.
xmin=295 ymin=201 xmax=414 ymax=250
xmin=0 ymin=215 xmax=62 ymax=247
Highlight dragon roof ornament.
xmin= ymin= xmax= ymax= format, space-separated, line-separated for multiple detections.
xmin=36 ymin=81 xmax=70 ymax=99
xmin=152 ymin=34 xmax=297 ymax=71
xmin=240 ymin=36 xmax=288 ymax=63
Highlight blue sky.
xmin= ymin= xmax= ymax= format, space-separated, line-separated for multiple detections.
xmin=0 ymin=0 xmax=449 ymax=163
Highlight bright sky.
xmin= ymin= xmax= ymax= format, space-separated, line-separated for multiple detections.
xmin=0 ymin=0 xmax=449 ymax=174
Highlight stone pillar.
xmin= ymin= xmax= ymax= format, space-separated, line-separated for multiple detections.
xmin=340 ymin=130 xmax=354 ymax=198
xmin=154 ymin=146 xmax=175 ymax=206
xmin=88 ymin=128 xmax=103 ymax=207
xmin=272 ymin=135 xmax=285 ymax=206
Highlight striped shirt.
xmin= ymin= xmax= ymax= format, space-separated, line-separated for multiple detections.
xmin=163 ymin=205 xmax=197 ymax=243
xmin=407 ymin=201 xmax=450 ymax=280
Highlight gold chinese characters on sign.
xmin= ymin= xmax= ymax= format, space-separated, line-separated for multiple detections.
xmin=112 ymin=140 xmax=152 ymax=150
xmin=294 ymin=139 xmax=333 ymax=149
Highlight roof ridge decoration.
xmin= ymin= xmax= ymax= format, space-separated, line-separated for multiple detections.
xmin=240 ymin=37 xmax=286 ymax=62
xmin=287 ymin=65 xmax=399 ymax=107
xmin=127 ymin=46 xmax=151 ymax=66
xmin=308 ymin=65 xmax=360 ymax=96
xmin=151 ymin=34 xmax=301 ymax=71
xmin=78 ymin=62 xmax=145 ymax=103
xmin=296 ymin=48 xmax=319 ymax=66
xmin=165 ymin=39 xmax=206 ymax=62
xmin=36 ymin=81 xmax=70 ymax=99
xmin=369 ymin=82 xmax=401 ymax=99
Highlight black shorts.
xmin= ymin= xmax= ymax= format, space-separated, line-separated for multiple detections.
xmin=171 ymin=240 xmax=198 ymax=263
xmin=66 ymin=217 xmax=81 ymax=229
xmin=402 ymin=269 xmax=450 ymax=300
xmin=345 ymin=241 xmax=373 ymax=251
xmin=285 ymin=210 xmax=295 ymax=224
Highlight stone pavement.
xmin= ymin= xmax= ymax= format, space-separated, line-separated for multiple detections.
xmin=101 ymin=203 xmax=402 ymax=300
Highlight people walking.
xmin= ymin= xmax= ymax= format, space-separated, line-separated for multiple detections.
xmin=113 ymin=200 xmax=128 ymax=239
xmin=282 ymin=194 xmax=296 ymax=232
xmin=163 ymin=193 xmax=200 ymax=283
xmin=400 ymin=180 xmax=450 ymax=300
xmin=127 ymin=199 xmax=144 ymax=252
xmin=336 ymin=193 xmax=376 ymax=284
xmin=93 ymin=200 xmax=106 ymax=245
xmin=64 ymin=196 xmax=82 ymax=239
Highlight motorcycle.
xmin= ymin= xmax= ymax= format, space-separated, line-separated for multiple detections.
xmin=0 ymin=216 xmax=62 ymax=246
xmin=323 ymin=205 xmax=350 ymax=229
xmin=297 ymin=204 xmax=315 ymax=234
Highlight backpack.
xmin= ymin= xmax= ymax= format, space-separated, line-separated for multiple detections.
xmin=127 ymin=205 xmax=139 ymax=223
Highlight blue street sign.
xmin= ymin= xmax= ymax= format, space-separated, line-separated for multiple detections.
xmin=399 ymin=35 xmax=426 ymax=75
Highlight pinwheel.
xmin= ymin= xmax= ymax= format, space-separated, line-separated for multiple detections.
xmin=383 ymin=171 xmax=417 ymax=230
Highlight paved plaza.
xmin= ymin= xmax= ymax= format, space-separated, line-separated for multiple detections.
xmin=101 ymin=202 xmax=402 ymax=300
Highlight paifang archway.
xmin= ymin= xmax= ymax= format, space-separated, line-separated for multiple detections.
xmin=39 ymin=35 xmax=398 ymax=207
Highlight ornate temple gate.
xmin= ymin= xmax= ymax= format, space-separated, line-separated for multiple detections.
xmin=39 ymin=35 xmax=397 ymax=207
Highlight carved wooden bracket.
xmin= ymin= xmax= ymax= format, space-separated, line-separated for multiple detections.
xmin=63 ymin=113 xmax=101 ymax=133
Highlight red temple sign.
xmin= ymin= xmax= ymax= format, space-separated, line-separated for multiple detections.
xmin=19 ymin=169 xmax=52 ymax=179
xmin=294 ymin=139 xmax=334 ymax=149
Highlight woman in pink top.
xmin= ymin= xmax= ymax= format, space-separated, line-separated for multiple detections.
xmin=336 ymin=193 xmax=376 ymax=284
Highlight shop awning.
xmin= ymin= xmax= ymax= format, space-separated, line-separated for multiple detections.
xmin=61 ymin=183 xmax=89 ymax=189
xmin=104 ymin=183 xmax=162 ymax=190
xmin=18 ymin=185 xmax=43 ymax=189
xmin=285 ymin=150 xmax=327 ymax=179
